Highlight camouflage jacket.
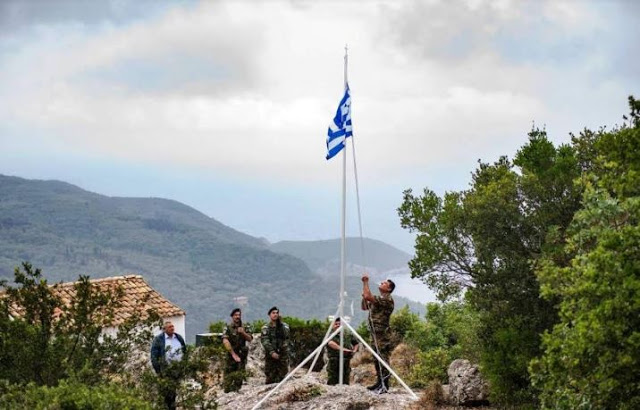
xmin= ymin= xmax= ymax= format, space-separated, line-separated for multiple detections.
xmin=368 ymin=293 xmax=394 ymax=333
xmin=261 ymin=322 xmax=291 ymax=357
xmin=327 ymin=331 xmax=358 ymax=359
xmin=222 ymin=321 xmax=251 ymax=354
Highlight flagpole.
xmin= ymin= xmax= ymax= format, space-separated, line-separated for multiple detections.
xmin=339 ymin=44 xmax=348 ymax=385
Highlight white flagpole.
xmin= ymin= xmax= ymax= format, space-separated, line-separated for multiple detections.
xmin=339 ymin=44 xmax=348 ymax=385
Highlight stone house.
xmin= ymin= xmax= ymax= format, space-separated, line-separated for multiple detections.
xmin=6 ymin=274 xmax=186 ymax=338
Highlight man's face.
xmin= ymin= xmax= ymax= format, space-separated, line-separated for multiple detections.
xmin=164 ymin=323 xmax=175 ymax=336
xmin=332 ymin=320 xmax=341 ymax=330
xmin=232 ymin=311 xmax=242 ymax=324
xmin=269 ymin=310 xmax=279 ymax=322
xmin=378 ymin=280 xmax=392 ymax=293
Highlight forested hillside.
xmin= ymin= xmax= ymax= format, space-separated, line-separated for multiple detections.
xmin=0 ymin=175 xmax=423 ymax=340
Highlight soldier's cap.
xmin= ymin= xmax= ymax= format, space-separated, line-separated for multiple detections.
xmin=230 ymin=308 xmax=241 ymax=317
xmin=268 ymin=306 xmax=279 ymax=315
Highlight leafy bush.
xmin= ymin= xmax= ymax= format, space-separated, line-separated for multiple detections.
xmin=0 ymin=379 xmax=152 ymax=409
xmin=355 ymin=319 xmax=370 ymax=340
xmin=282 ymin=316 xmax=330 ymax=370
xmin=249 ymin=318 xmax=266 ymax=332
xmin=209 ymin=320 xmax=226 ymax=333
xmin=390 ymin=305 xmax=421 ymax=340
xmin=388 ymin=300 xmax=480 ymax=388
xmin=408 ymin=348 xmax=452 ymax=387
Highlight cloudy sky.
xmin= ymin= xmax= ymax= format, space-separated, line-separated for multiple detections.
xmin=1 ymin=0 xmax=639 ymax=258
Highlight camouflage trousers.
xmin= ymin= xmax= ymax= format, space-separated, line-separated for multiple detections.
xmin=327 ymin=357 xmax=351 ymax=385
xmin=371 ymin=328 xmax=392 ymax=381
xmin=264 ymin=355 xmax=289 ymax=384
xmin=223 ymin=352 xmax=248 ymax=393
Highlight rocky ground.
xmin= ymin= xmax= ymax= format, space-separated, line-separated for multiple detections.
xmin=206 ymin=335 xmax=493 ymax=410
xmin=217 ymin=370 xmax=420 ymax=410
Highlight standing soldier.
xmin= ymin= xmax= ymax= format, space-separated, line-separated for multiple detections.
xmin=326 ymin=317 xmax=359 ymax=385
xmin=260 ymin=306 xmax=291 ymax=384
xmin=361 ymin=274 xmax=395 ymax=394
xmin=221 ymin=308 xmax=253 ymax=393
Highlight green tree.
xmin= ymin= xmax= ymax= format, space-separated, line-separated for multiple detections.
xmin=0 ymin=263 xmax=217 ymax=408
xmin=0 ymin=262 xmax=151 ymax=386
xmin=530 ymin=98 xmax=640 ymax=409
xmin=398 ymin=128 xmax=584 ymax=404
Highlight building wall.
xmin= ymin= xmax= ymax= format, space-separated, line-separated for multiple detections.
xmin=101 ymin=314 xmax=186 ymax=342
xmin=152 ymin=315 xmax=186 ymax=339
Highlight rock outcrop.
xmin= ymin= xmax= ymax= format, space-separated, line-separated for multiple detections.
xmin=213 ymin=333 xmax=419 ymax=409
xmin=446 ymin=359 xmax=489 ymax=406
xmin=218 ymin=371 xmax=419 ymax=410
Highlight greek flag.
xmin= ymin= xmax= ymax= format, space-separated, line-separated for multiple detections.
xmin=326 ymin=86 xmax=352 ymax=160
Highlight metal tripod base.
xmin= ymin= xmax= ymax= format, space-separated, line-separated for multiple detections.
xmin=251 ymin=320 xmax=418 ymax=409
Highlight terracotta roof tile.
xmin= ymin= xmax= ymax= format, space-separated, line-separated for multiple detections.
xmin=4 ymin=275 xmax=184 ymax=327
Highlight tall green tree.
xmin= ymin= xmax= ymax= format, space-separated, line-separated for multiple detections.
xmin=0 ymin=262 xmax=158 ymax=386
xmin=398 ymin=129 xmax=584 ymax=404
xmin=530 ymin=97 xmax=640 ymax=409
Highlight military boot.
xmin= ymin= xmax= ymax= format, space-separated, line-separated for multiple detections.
xmin=367 ymin=363 xmax=382 ymax=390
xmin=374 ymin=374 xmax=390 ymax=394
xmin=366 ymin=378 xmax=381 ymax=391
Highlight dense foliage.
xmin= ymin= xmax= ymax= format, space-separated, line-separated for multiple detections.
xmin=0 ymin=264 xmax=216 ymax=409
xmin=0 ymin=262 xmax=158 ymax=386
xmin=530 ymin=97 xmax=640 ymax=409
xmin=398 ymin=129 xmax=581 ymax=403
xmin=389 ymin=302 xmax=480 ymax=388
xmin=0 ymin=379 xmax=152 ymax=410
xmin=399 ymin=96 xmax=640 ymax=406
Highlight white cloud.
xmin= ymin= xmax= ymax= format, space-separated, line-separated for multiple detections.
xmin=1 ymin=0 xmax=637 ymax=185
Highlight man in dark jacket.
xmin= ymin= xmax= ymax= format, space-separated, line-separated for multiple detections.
xmin=150 ymin=321 xmax=186 ymax=409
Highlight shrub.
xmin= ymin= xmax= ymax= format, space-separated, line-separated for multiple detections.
xmin=0 ymin=379 xmax=152 ymax=409
xmin=408 ymin=347 xmax=452 ymax=388
xmin=282 ymin=316 xmax=330 ymax=370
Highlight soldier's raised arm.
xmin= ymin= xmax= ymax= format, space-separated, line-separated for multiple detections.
xmin=362 ymin=273 xmax=375 ymax=303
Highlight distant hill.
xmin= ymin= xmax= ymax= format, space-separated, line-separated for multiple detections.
xmin=270 ymin=238 xmax=411 ymax=276
xmin=0 ymin=175 xmax=424 ymax=341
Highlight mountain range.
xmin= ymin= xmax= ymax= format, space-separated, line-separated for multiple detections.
xmin=0 ymin=174 xmax=423 ymax=341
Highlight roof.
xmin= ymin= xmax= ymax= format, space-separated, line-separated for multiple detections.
xmin=6 ymin=275 xmax=184 ymax=327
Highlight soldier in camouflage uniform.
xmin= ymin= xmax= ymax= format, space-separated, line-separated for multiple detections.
xmin=361 ymin=273 xmax=395 ymax=393
xmin=260 ymin=306 xmax=291 ymax=384
xmin=221 ymin=308 xmax=253 ymax=393
xmin=326 ymin=317 xmax=359 ymax=385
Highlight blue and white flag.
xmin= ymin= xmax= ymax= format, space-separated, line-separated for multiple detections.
xmin=326 ymin=86 xmax=352 ymax=160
